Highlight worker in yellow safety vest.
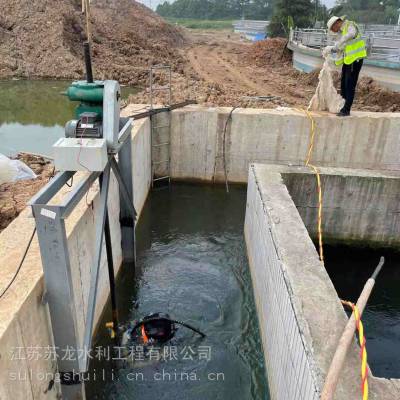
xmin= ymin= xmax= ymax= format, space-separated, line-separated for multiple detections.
xmin=324 ymin=16 xmax=367 ymax=117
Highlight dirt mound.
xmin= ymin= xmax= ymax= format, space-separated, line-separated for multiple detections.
xmin=355 ymin=77 xmax=400 ymax=112
xmin=296 ymin=68 xmax=321 ymax=86
xmin=0 ymin=154 xmax=53 ymax=232
xmin=0 ymin=0 xmax=186 ymax=85
xmin=247 ymin=38 xmax=292 ymax=67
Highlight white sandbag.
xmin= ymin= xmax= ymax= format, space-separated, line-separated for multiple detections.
xmin=0 ymin=154 xmax=37 ymax=185
xmin=308 ymin=55 xmax=345 ymax=113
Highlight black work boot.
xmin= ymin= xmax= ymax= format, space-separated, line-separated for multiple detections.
xmin=337 ymin=108 xmax=350 ymax=117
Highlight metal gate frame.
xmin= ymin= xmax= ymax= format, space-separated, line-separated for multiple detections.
xmin=29 ymin=122 xmax=136 ymax=400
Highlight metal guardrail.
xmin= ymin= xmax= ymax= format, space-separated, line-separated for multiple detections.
xmin=233 ymin=19 xmax=269 ymax=35
xmin=291 ymin=28 xmax=329 ymax=48
xmin=290 ymin=28 xmax=400 ymax=63
xmin=361 ymin=24 xmax=400 ymax=33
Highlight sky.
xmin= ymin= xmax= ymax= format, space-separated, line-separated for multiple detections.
xmin=137 ymin=0 xmax=337 ymax=11
xmin=323 ymin=0 xmax=336 ymax=8
xmin=137 ymin=0 xmax=163 ymax=10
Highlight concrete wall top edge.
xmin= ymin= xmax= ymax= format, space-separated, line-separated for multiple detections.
xmin=171 ymin=104 xmax=400 ymax=119
xmin=125 ymin=103 xmax=400 ymax=119
xmin=258 ymin=164 xmax=400 ymax=179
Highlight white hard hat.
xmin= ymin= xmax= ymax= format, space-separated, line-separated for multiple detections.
xmin=327 ymin=16 xmax=341 ymax=31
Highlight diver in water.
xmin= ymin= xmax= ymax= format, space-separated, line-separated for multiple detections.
xmin=122 ymin=312 xmax=206 ymax=347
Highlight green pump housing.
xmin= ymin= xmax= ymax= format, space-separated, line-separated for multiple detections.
xmin=65 ymin=81 xmax=104 ymax=120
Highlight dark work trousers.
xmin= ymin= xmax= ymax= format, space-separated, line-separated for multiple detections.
xmin=341 ymin=59 xmax=363 ymax=113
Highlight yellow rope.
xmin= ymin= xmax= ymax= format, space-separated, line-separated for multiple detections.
xmin=342 ymin=301 xmax=369 ymax=400
xmin=297 ymin=108 xmax=324 ymax=263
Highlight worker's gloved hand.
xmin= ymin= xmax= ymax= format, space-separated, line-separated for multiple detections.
xmin=322 ymin=45 xmax=335 ymax=58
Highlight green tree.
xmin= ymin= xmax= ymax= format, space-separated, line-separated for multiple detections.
xmin=244 ymin=1 xmax=274 ymax=20
xmin=156 ymin=0 xmax=273 ymax=20
xmin=269 ymin=0 xmax=315 ymax=37
xmin=331 ymin=0 xmax=400 ymax=24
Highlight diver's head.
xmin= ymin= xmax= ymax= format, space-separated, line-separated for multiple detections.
xmin=142 ymin=313 xmax=176 ymax=343
xmin=129 ymin=312 xmax=205 ymax=345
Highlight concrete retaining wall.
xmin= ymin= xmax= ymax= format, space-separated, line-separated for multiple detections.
xmin=0 ymin=118 xmax=151 ymax=399
xmin=168 ymin=106 xmax=400 ymax=182
xmin=265 ymin=165 xmax=400 ymax=246
xmin=245 ymin=163 xmax=400 ymax=400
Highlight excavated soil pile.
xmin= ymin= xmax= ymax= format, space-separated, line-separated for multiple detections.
xmin=0 ymin=0 xmax=186 ymax=85
xmin=327 ymin=73 xmax=400 ymax=112
xmin=129 ymin=34 xmax=299 ymax=108
xmin=249 ymin=38 xmax=292 ymax=67
xmin=247 ymin=38 xmax=322 ymax=86
xmin=348 ymin=77 xmax=400 ymax=112
xmin=0 ymin=154 xmax=53 ymax=232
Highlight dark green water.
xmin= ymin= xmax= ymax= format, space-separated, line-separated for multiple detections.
xmin=0 ymin=80 xmax=137 ymax=157
xmin=324 ymin=245 xmax=400 ymax=378
xmin=87 ymin=184 xmax=269 ymax=400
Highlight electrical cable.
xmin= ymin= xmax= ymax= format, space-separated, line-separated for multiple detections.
xmin=0 ymin=227 xmax=36 ymax=300
xmin=76 ymin=128 xmax=95 ymax=207
xmin=77 ymin=128 xmax=91 ymax=173
xmin=222 ymin=107 xmax=237 ymax=194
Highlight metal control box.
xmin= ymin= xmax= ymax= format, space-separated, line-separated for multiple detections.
xmin=53 ymin=137 xmax=108 ymax=172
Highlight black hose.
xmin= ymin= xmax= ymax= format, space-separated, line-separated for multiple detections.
xmin=0 ymin=228 xmax=36 ymax=300
xmin=84 ymin=41 xmax=94 ymax=83
xmin=222 ymin=107 xmax=237 ymax=194
xmin=169 ymin=319 xmax=206 ymax=338
xmin=130 ymin=317 xmax=206 ymax=338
